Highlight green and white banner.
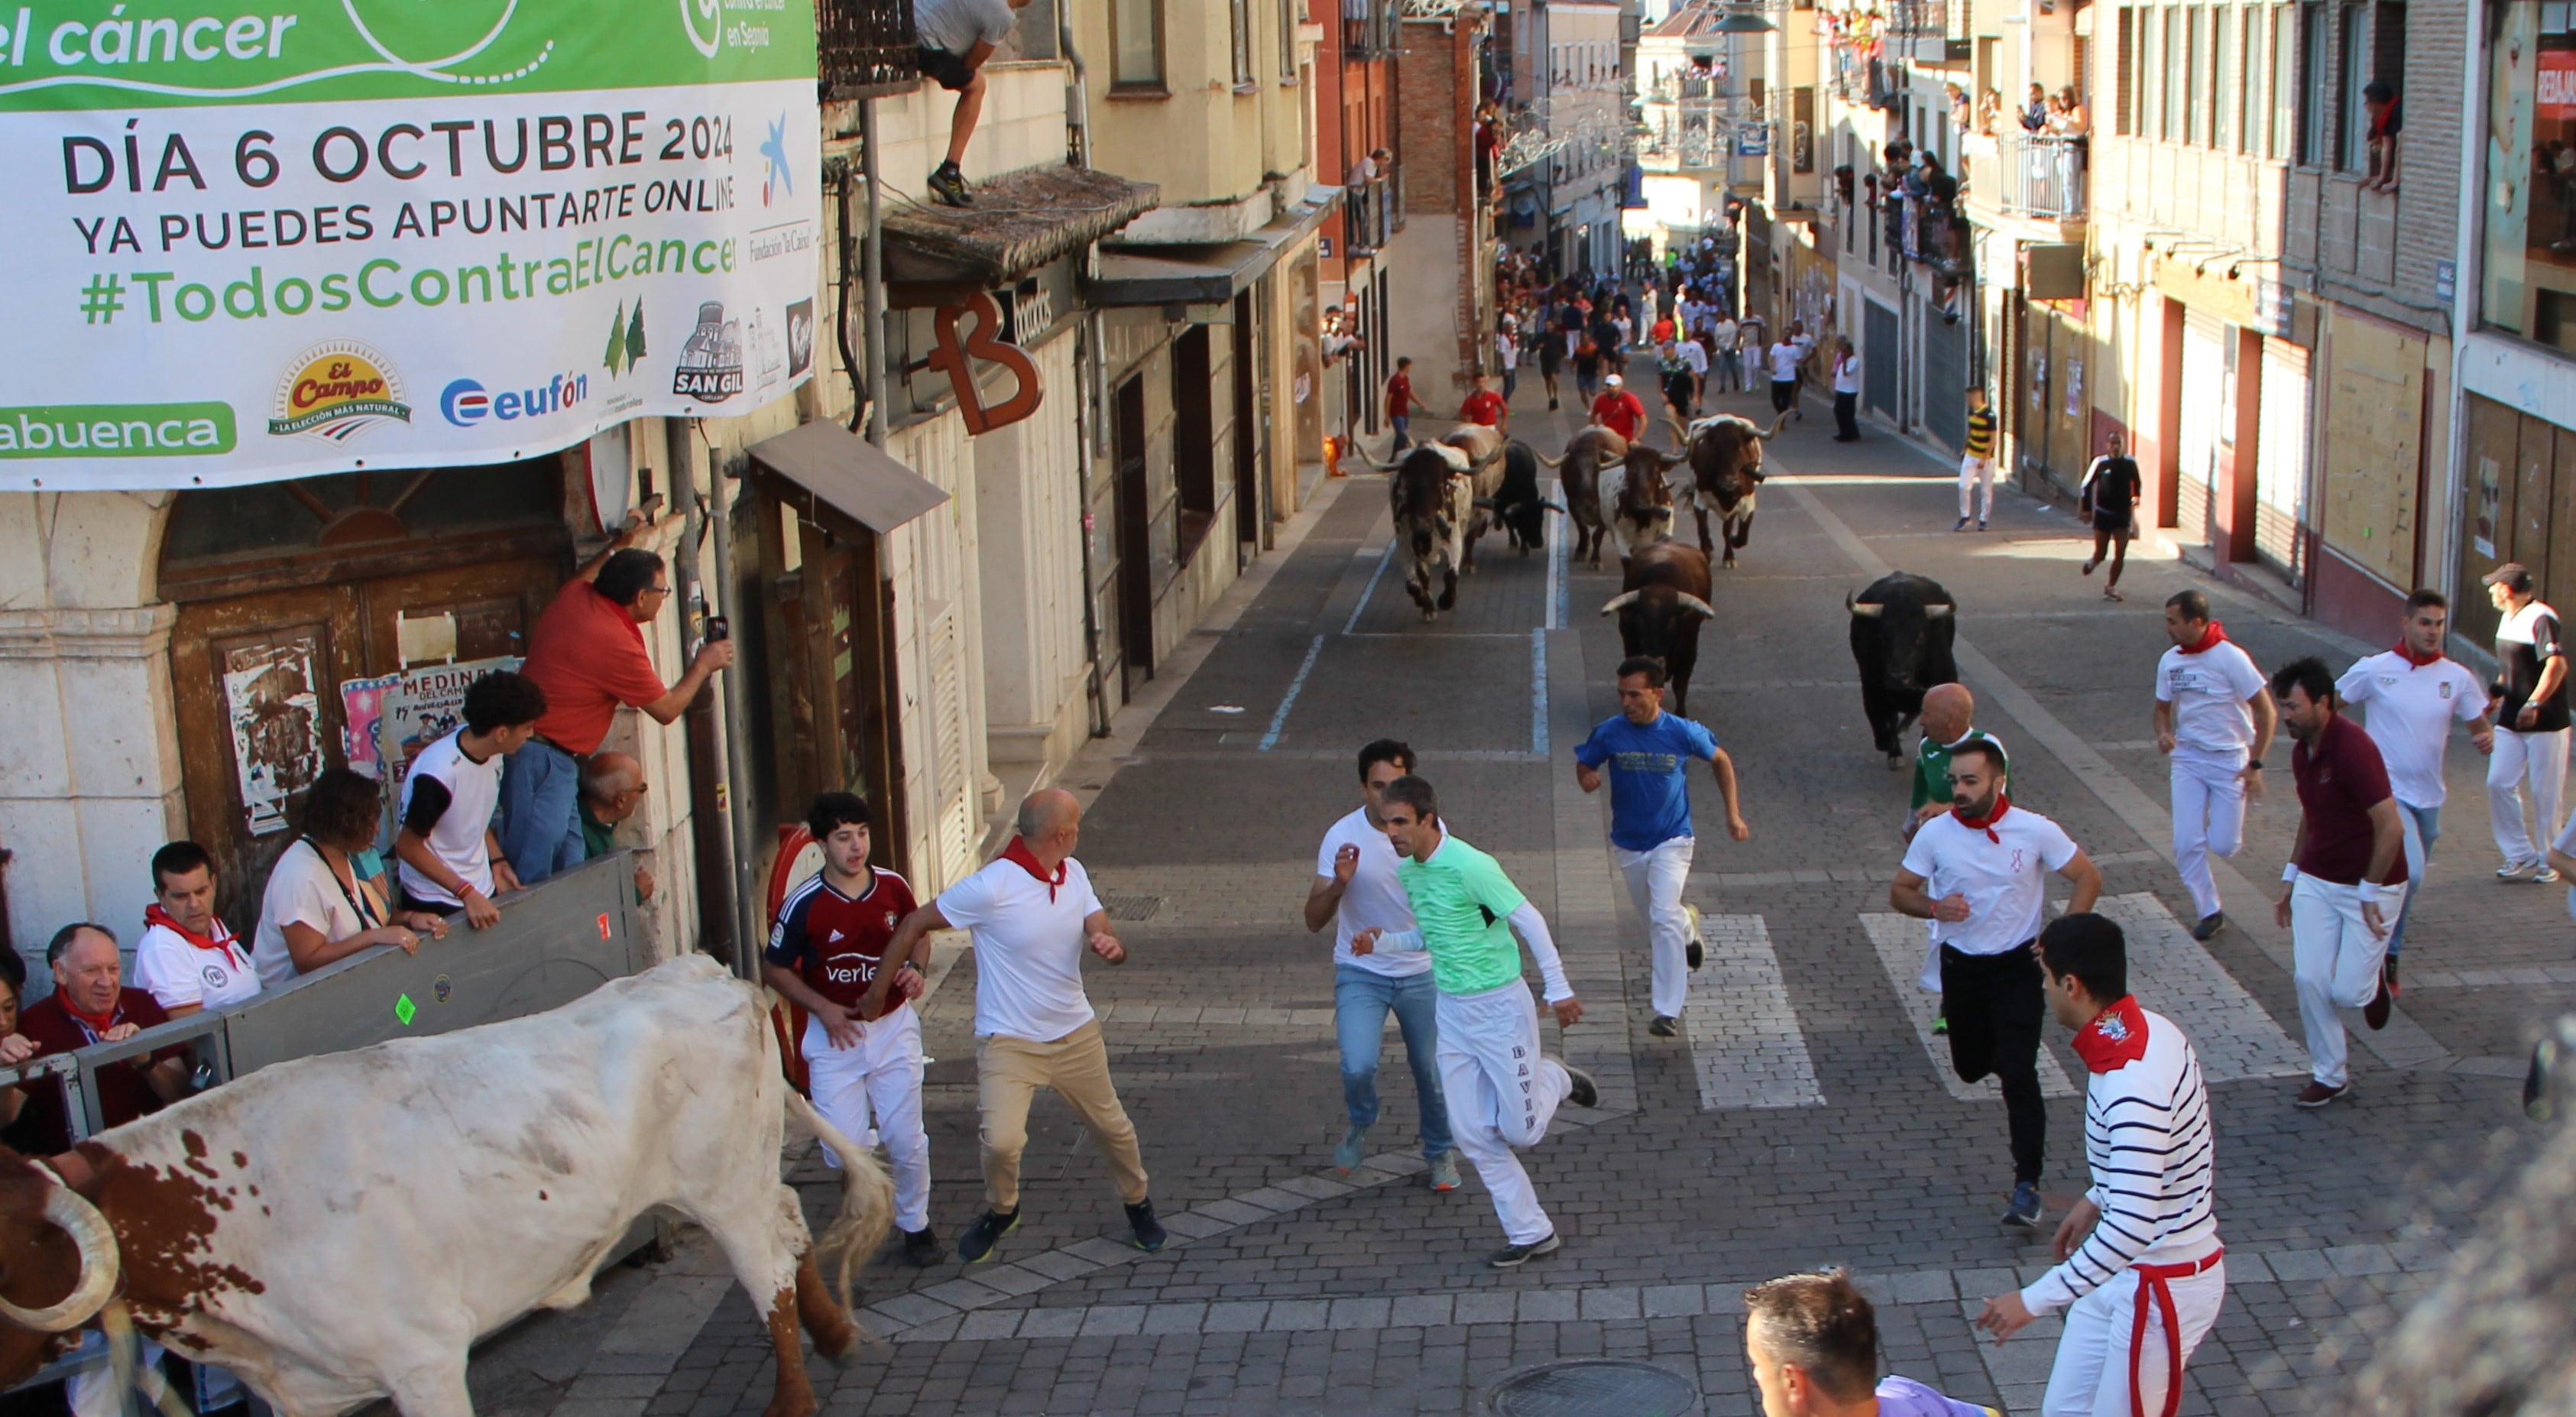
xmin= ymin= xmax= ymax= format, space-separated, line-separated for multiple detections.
xmin=0 ymin=0 xmax=821 ymax=488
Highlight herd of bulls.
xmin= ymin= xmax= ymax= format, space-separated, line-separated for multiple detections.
xmin=1357 ymin=412 xmax=1959 ymax=745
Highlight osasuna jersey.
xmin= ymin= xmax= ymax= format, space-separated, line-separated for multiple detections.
xmin=766 ymin=868 xmax=919 ymax=1013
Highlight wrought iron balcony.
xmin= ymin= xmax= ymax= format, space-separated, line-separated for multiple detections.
xmin=1970 ymin=132 xmax=2088 ymax=220
xmin=818 ymin=0 xmax=918 ymax=99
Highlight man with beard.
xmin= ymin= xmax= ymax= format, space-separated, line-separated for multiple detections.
xmin=1891 ymin=741 xmax=2101 ymax=1228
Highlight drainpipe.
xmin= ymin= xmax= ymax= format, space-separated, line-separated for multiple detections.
xmin=1062 ymin=7 xmax=1113 ymax=737
xmin=859 ymin=99 xmax=891 ymax=448
xmin=664 ymin=418 xmax=747 ymax=973
xmin=672 ymin=420 xmax=763 ymax=978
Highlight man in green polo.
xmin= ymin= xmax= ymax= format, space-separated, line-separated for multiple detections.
xmin=1354 ymin=775 xmax=1598 ymax=1269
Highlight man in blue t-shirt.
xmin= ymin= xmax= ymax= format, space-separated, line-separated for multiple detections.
xmin=1573 ymin=656 xmax=1751 ymax=1036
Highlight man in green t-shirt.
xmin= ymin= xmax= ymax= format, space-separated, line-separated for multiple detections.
xmin=1354 ymin=776 xmax=1599 ymax=1269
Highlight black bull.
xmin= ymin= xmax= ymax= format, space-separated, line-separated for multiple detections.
xmin=1847 ymin=571 xmax=1958 ymax=764
xmin=1602 ymin=542 xmax=1716 ymax=715
xmin=1489 ymin=440 xmax=1562 ymax=553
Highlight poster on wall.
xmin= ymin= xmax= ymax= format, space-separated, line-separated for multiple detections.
xmin=374 ymin=656 xmax=521 ymax=808
xmin=0 ymin=0 xmax=821 ymax=491
xmin=222 ymin=637 xmax=324 ymax=835
xmin=2475 ymin=456 xmax=2503 ymax=558
xmin=339 ymin=672 xmax=400 ymax=780
xmin=2065 ymin=360 xmax=2084 ymax=420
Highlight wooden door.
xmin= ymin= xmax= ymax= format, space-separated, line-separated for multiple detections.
xmin=1114 ymin=375 xmax=1155 ymax=694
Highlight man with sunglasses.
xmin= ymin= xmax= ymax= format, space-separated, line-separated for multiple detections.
xmin=504 ymin=518 xmax=734 ymax=886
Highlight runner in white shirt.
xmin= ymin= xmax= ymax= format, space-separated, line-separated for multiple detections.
xmin=1893 ymin=741 xmax=2101 ymax=1229
xmin=2151 ymin=591 xmax=2276 ymax=942
xmin=134 ymin=841 xmax=261 ymax=1017
xmin=2335 ymin=591 xmax=2495 ymax=991
xmin=2482 ymin=564 xmax=2572 ymax=880
xmin=1979 ymin=913 xmax=2224 ymax=1417
xmin=1303 ymin=741 xmax=1456 ymax=1188
xmin=1707 ymin=316 xmax=1740 ymax=393
xmin=393 ymin=670 xmax=546 ymax=929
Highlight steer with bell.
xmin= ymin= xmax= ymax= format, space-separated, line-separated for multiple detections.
xmin=1602 ymin=542 xmax=1717 ymax=715
xmin=0 ymin=955 xmax=893 ymax=1417
xmin=1847 ymin=571 xmax=1959 ymax=767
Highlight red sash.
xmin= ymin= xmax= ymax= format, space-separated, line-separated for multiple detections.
xmin=2129 ymin=1248 xmax=2223 ymax=1417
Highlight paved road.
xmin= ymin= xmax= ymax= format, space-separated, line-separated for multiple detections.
xmin=468 ymin=375 xmax=2572 ymax=1417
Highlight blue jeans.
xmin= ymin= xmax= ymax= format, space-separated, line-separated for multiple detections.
xmin=2388 ymin=802 xmax=2439 ymax=963
xmin=1334 ymin=964 xmax=1452 ymax=1158
xmin=497 ymin=740 xmax=588 ymax=886
xmin=1389 ymin=415 xmax=1411 ymax=450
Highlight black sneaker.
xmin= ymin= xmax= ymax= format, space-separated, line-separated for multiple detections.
xmin=956 ymin=1208 xmax=1018 ymax=1263
xmin=1564 ymin=1065 xmax=1599 ymax=1108
xmin=1126 ymin=1199 xmax=1168 ymax=1253
xmin=1687 ymin=939 xmax=1705 ymax=971
xmin=1648 ymin=1015 xmax=1679 ymax=1038
xmin=1488 ymin=1233 xmax=1561 ymax=1268
xmin=901 ymin=1225 xmax=942 ymax=1267
xmin=2191 ymin=912 xmax=2227 ymax=942
xmin=2364 ymin=974 xmax=2392 ymax=1032
xmin=2383 ymin=956 xmax=2401 ymax=1000
xmin=926 ymin=161 xmax=973 ymax=208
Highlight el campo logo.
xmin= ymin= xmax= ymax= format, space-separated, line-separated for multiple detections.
xmin=269 ymin=342 xmax=411 ymax=443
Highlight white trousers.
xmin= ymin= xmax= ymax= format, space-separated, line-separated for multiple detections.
xmin=2487 ymin=726 xmax=2570 ymax=869
xmin=2041 ymin=1258 xmax=2228 ymax=1417
xmin=1617 ymin=836 xmax=1696 ymax=1019
xmin=2291 ymin=874 xmax=2399 ymax=1089
xmin=2169 ymin=753 xmax=2248 ymax=920
xmin=1959 ymin=455 xmax=1994 ymax=520
xmin=1436 ymin=982 xmax=1572 ymax=1245
xmin=804 ymin=1008 xmax=932 ymax=1232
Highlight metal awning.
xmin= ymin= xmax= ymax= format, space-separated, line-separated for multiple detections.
xmin=746 ymin=420 xmax=948 ymax=533
xmin=1087 ymin=185 xmax=1344 ymax=308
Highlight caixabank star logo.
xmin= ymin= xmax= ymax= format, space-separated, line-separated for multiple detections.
xmin=267 ymin=342 xmax=411 ymax=443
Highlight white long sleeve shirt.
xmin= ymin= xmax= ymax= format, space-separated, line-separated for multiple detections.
xmin=2021 ymin=1006 xmax=2220 ymax=1315
xmin=1370 ymin=900 xmax=1573 ymax=1002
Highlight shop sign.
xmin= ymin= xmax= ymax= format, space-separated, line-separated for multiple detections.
xmin=929 ymin=292 xmax=1042 ymax=436
xmin=0 ymin=0 xmax=821 ymax=491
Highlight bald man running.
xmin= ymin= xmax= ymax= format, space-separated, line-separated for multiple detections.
xmin=872 ymin=789 xmax=1167 ymax=1263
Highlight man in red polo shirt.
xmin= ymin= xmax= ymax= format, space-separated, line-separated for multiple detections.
xmin=18 ymin=924 xmax=192 ymax=1152
xmin=1590 ymin=373 xmax=1647 ymax=443
xmin=2270 ymin=657 xmax=2406 ymax=1111
xmin=1460 ymin=373 xmax=1508 ymax=431
xmin=503 ymin=523 xmax=734 ymax=884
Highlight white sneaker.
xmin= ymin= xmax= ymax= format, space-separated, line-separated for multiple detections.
xmin=2541 ymin=867 xmax=2565 ymax=885
xmin=2500 ymin=861 xmax=2542 ymax=881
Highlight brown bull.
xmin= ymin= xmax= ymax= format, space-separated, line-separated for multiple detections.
xmin=1596 ymin=446 xmax=1687 ymax=567
xmin=1388 ymin=443 xmax=1473 ymax=619
xmin=1600 ymin=541 xmax=1717 ymax=715
xmin=1546 ymin=426 xmax=1630 ymax=565
xmin=1667 ymin=409 xmax=1790 ymax=569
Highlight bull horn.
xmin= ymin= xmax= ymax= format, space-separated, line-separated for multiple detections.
xmin=1758 ymin=410 xmax=1792 ymax=439
xmin=0 ymin=1182 xmax=121 ymax=1333
xmin=1356 ymin=441 xmax=1400 ymax=472
xmin=1599 ymin=590 xmax=1644 ymax=616
xmin=1535 ymin=450 xmax=1565 ymax=468
xmin=1541 ymin=501 xmax=1567 ymax=514
xmin=1677 ymin=594 xmax=1716 ymax=619
xmin=1846 ymin=592 xmax=1884 ymax=618
xmin=1924 ymin=604 xmax=1955 ymax=619
xmin=1664 ymin=413 xmax=1690 ymax=446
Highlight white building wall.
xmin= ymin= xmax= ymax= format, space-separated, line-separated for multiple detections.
xmin=974 ymin=328 xmax=1092 ymax=773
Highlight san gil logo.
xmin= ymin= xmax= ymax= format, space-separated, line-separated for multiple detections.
xmin=441 ymin=371 xmax=591 ymax=426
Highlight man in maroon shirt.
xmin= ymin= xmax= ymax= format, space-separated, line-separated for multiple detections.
xmin=18 ymin=924 xmax=191 ymax=1150
xmin=1386 ymin=358 xmax=1418 ymax=452
xmin=2270 ymin=657 xmax=2406 ymax=1110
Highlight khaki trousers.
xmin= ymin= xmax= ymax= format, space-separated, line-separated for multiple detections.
xmin=977 ymin=1020 xmax=1150 ymax=1211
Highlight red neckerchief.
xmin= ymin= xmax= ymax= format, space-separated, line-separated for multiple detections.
xmin=997 ymin=835 xmax=1066 ymax=901
xmin=2072 ymin=995 xmax=2152 ymax=1072
xmin=1952 ymin=793 xmax=2012 ymax=843
xmin=144 ymin=904 xmax=236 ymax=955
xmin=2393 ymin=640 xmax=2443 ymax=668
xmin=57 ymin=995 xmax=122 ymax=1045
xmin=2176 ymin=621 xmax=2227 ymax=654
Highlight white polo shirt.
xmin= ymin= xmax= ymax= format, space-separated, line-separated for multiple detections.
xmin=1315 ymin=808 xmax=1431 ymax=978
xmin=396 ymin=729 xmax=504 ymax=908
xmin=1899 ymin=804 xmax=2081 ymax=956
xmin=134 ymin=919 xmax=262 ymax=1012
xmin=2336 ymin=650 xmax=2490 ymax=809
xmin=938 ymin=852 xmax=1108 ymax=1042
xmin=2155 ymin=639 xmax=2268 ymax=763
xmin=1678 ymin=340 xmax=1709 ymax=375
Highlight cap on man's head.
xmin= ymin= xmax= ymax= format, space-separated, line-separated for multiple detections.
xmin=2485 ymin=563 xmax=2536 ymax=594
xmin=1606 ymin=374 xmax=1623 ymax=387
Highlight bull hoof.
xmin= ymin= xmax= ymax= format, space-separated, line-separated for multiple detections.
xmin=1421 ymin=609 xmax=1437 ymax=623
xmin=1437 ymin=590 xmax=1456 ymax=611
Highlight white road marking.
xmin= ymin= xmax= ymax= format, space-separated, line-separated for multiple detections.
xmin=1531 ymin=627 xmax=1550 ymax=755
xmin=1681 ymin=914 xmax=1826 ymax=1110
xmin=1860 ymin=914 xmax=2079 ymax=1101
xmin=2090 ymin=893 xmax=2309 ymax=1081
xmin=1343 ymin=540 xmax=1394 ymax=634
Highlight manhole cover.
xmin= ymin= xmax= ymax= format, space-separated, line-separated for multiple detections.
xmin=1486 ymin=1360 xmax=1700 ymax=1417
xmin=1096 ymin=893 xmax=1164 ymax=922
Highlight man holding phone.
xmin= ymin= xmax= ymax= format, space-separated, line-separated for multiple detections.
xmin=503 ymin=511 xmax=735 ymax=886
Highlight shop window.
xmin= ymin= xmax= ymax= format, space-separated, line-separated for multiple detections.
xmin=2477 ymin=0 xmax=2576 ymax=345
xmin=2212 ymin=7 xmax=2234 ymax=149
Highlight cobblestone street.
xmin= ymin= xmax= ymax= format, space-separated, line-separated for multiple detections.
xmin=470 ymin=381 xmax=2565 ymax=1417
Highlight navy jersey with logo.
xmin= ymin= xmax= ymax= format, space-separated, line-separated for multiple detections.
xmin=766 ymin=868 xmax=919 ymax=1013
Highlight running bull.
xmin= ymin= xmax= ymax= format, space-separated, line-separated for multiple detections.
xmin=0 ymin=955 xmax=893 ymax=1417
xmin=1601 ymin=541 xmax=1717 ymax=716
xmin=1388 ymin=442 xmax=1476 ymax=618
xmin=1847 ymin=571 xmax=1959 ymax=768
xmin=1368 ymin=423 xmax=1512 ymax=576
xmin=1551 ymin=430 xmax=1684 ymax=569
xmin=1490 ymin=439 xmax=1566 ymax=554
xmin=1666 ymin=409 xmax=1790 ymax=569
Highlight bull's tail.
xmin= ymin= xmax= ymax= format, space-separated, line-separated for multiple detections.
xmin=786 ymin=1090 xmax=896 ymax=1319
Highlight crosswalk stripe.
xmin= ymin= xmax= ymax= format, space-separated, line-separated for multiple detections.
xmin=1859 ymin=914 xmax=2079 ymax=1101
xmin=2089 ymin=893 xmax=2309 ymax=1082
xmin=1683 ymin=914 xmax=1827 ymax=1111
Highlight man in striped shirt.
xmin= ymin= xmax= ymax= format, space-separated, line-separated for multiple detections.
xmin=1956 ymin=385 xmax=1998 ymax=532
xmin=1978 ymin=913 xmax=2224 ymax=1417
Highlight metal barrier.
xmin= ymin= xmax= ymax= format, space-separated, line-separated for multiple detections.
xmin=2 ymin=854 xmax=647 ymax=1399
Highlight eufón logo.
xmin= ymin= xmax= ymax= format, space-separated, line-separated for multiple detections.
xmin=267 ymin=342 xmax=411 ymax=443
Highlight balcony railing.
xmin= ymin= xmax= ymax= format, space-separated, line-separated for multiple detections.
xmin=2000 ymin=133 xmax=2088 ymax=219
xmin=818 ymin=0 xmax=918 ymax=99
